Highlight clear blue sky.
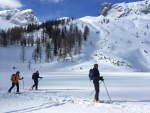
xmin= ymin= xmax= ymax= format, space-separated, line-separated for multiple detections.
xmin=0 ymin=0 xmax=142 ymax=21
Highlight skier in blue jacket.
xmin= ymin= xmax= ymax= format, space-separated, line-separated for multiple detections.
xmin=93 ymin=64 xmax=104 ymax=103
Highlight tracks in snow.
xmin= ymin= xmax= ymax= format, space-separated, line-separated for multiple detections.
xmin=0 ymin=89 xmax=150 ymax=113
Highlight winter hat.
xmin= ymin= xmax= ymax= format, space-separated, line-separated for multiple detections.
xmin=16 ymin=71 xmax=20 ymax=74
xmin=94 ymin=64 xmax=98 ymax=68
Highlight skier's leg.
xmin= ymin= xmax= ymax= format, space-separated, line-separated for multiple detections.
xmin=8 ymin=83 xmax=15 ymax=93
xmin=93 ymin=80 xmax=99 ymax=101
xmin=93 ymin=82 xmax=96 ymax=100
xmin=35 ymin=80 xmax=38 ymax=90
xmin=32 ymin=80 xmax=36 ymax=89
xmin=95 ymin=82 xmax=99 ymax=101
xmin=16 ymin=82 xmax=19 ymax=93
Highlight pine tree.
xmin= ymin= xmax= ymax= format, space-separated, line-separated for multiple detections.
xmin=39 ymin=45 xmax=42 ymax=63
xmin=27 ymin=59 xmax=32 ymax=69
xmin=0 ymin=30 xmax=7 ymax=47
xmin=20 ymin=45 xmax=26 ymax=63
xmin=62 ymin=38 xmax=67 ymax=60
xmin=45 ymin=42 xmax=53 ymax=62
xmin=77 ymin=30 xmax=82 ymax=55
xmin=28 ymin=32 xmax=34 ymax=46
xmin=32 ymin=49 xmax=38 ymax=63
xmin=83 ymin=26 xmax=90 ymax=41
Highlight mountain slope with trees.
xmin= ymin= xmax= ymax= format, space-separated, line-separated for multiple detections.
xmin=1 ymin=0 xmax=150 ymax=72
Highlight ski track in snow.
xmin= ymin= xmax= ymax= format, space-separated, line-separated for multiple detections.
xmin=0 ymin=89 xmax=150 ymax=113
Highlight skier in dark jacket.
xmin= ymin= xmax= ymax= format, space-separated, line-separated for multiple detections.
xmin=93 ymin=64 xmax=103 ymax=103
xmin=31 ymin=71 xmax=43 ymax=90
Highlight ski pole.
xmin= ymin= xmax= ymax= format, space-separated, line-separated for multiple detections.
xmin=103 ymin=81 xmax=112 ymax=103
xmin=89 ymin=81 xmax=102 ymax=96
xmin=89 ymin=89 xmax=95 ymax=96
xmin=22 ymin=79 xmax=24 ymax=92
xmin=38 ymin=78 xmax=42 ymax=82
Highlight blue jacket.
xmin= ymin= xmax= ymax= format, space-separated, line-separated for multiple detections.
xmin=33 ymin=73 xmax=41 ymax=81
xmin=93 ymin=67 xmax=100 ymax=81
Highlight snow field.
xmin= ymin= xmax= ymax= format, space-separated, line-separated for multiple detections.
xmin=0 ymin=71 xmax=150 ymax=113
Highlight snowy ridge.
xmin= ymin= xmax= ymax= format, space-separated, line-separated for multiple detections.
xmin=78 ymin=13 xmax=150 ymax=71
xmin=39 ymin=0 xmax=150 ymax=72
xmin=106 ymin=0 xmax=150 ymax=18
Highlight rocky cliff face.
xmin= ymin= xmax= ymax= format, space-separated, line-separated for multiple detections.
xmin=0 ymin=9 xmax=41 ymax=27
xmin=100 ymin=2 xmax=112 ymax=16
xmin=101 ymin=0 xmax=150 ymax=18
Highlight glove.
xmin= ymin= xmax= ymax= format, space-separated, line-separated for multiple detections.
xmin=99 ymin=76 xmax=104 ymax=81
xmin=41 ymin=77 xmax=43 ymax=79
xmin=22 ymin=77 xmax=24 ymax=79
xmin=89 ymin=79 xmax=92 ymax=82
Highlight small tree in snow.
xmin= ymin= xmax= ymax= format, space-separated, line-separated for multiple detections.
xmin=27 ymin=59 xmax=32 ymax=69
xmin=20 ymin=45 xmax=26 ymax=63
xmin=32 ymin=48 xmax=38 ymax=63
xmin=83 ymin=26 xmax=90 ymax=41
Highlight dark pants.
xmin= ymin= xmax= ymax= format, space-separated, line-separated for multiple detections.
xmin=8 ymin=82 xmax=19 ymax=93
xmin=32 ymin=80 xmax=38 ymax=89
xmin=93 ymin=80 xmax=99 ymax=101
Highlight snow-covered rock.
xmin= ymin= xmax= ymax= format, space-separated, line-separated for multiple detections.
xmin=0 ymin=9 xmax=41 ymax=29
xmin=104 ymin=0 xmax=150 ymax=18
xmin=100 ymin=2 xmax=112 ymax=16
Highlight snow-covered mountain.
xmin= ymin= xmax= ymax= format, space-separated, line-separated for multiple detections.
xmin=0 ymin=1 xmax=150 ymax=113
xmin=102 ymin=0 xmax=150 ymax=18
xmin=0 ymin=9 xmax=41 ymax=29
xmin=1 ymin=0 xmax=150 ymax=72
xmin=77 ymin=0 xmax=150 ymax=72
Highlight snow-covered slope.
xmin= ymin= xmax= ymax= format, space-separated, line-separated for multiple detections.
xmin=0 ymin=9 xmax=41 ymax=29
xmin=1 ymin=0 xmax=150 ymax=72
xmin=78 ymin=14 xmax=150 ymax=72
xmin=77 ymin=0 xmax=150 ymax=72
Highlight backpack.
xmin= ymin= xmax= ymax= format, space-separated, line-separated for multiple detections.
xmin=89 ymin=69 xmax=94 ymax=80
xmin=10 ymin=74 xmax=15 ymax=81
xmin=32 ymin=73 xmax=35 ymax=80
